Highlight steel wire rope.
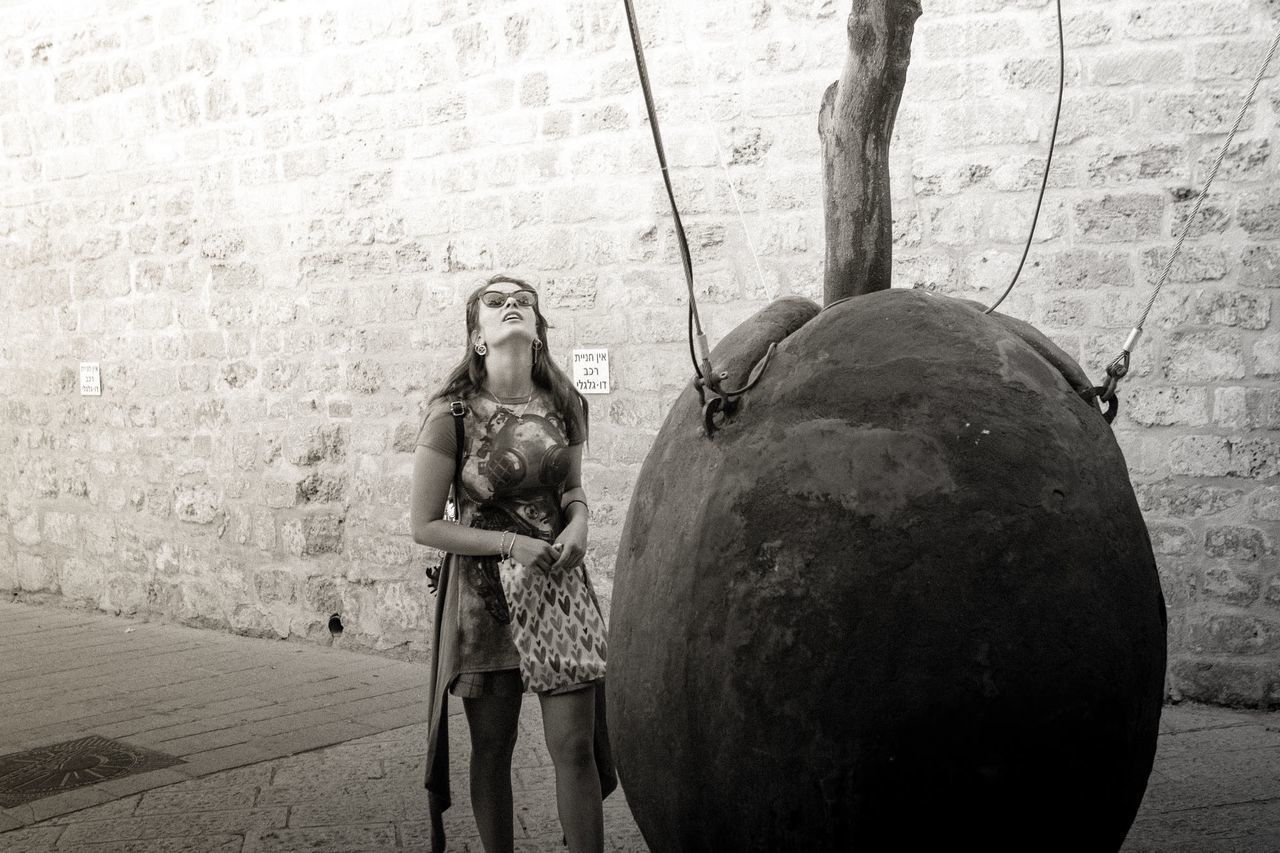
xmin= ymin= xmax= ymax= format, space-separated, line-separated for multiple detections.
xmin=1135 ymin=28 xmax=1280 ymax=333
xmin=984 ymin=0 xmax=1065 ymax=315
xmin=1097 ymin=26 xmax=1280 ymax=407
xmin=622 ymin=0 xmax=708 ymax=382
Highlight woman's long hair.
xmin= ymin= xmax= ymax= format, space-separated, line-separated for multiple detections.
xmin=430 ymin=274 xmax=589 ymax=443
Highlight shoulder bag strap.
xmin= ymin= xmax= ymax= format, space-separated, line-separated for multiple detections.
xmin=448 ymin=400 xmax=466 ymax=519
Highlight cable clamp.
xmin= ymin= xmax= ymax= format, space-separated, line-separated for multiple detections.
xmin=695 ymin=343 xmax=779 ymax=437
xmin=1099 ymin=351 xmax=1130 ymax=402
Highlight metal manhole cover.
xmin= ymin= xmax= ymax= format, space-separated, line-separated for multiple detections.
xmin=0 ymin=735 xmax=184 ymax=807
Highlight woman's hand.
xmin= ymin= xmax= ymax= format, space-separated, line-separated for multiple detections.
xmin=551 ymin=517 xmax=587 ymax=572
xmin=510 ymin=535 xmax=559 ymax=573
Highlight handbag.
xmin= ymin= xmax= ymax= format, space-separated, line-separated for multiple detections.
xmin=426 ymin=400 xmax=467 ymax=593
xmin=497 ymin=551 xmax=608 ymax=693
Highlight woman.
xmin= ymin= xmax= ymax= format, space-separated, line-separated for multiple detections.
xmin=410 ymin=273 xmax=615 ymax=853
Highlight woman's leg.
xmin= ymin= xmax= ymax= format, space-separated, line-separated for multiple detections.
xmin=463 ymin=690 xmax=523 ymax=853
xmin=539 ymin=685 xmax=603 ymax=853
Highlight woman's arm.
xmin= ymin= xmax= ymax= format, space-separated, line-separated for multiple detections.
xmin=552 ymin=444 xmax=588 ymax=570
xmin=410 ymin=445 xmax=560 ymax=570
xmin=410 ymin=445 xmax=504 ymax=555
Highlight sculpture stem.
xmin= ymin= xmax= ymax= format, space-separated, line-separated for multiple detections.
xmin=819 ymin=0 xmax=921 ymax=306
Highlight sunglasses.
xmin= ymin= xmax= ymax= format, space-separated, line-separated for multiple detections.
xmin=479 ymin=290 xmax=537 ymax=308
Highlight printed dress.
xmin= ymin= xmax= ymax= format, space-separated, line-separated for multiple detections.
xmin=416 ymin=387 xmax=592 ymax=688
xmin=418 ymin=385 xmax=617 ymax=851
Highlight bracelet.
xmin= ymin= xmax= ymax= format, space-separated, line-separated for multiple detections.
xmin=498 ymin=530 xmax=512 ymax=560
xmin=563 ymin=499 xmax=589 ymax=518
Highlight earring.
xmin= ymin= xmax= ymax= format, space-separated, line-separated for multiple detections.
xmin=474 ymin=342 xmax=487 ymax=356
xmin=532 ymin=339 xmax=543 ymax=353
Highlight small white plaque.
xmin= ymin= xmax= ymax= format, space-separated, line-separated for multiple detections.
xmin=572 ymin=348 xmax=610 ymax=394
xmin=80 ymin=362 xmax=102 ymax=396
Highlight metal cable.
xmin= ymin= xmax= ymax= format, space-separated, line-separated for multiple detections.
xmin=1092 ymin=27 xmax=1280 ymax=412
xmin=1134 ymin=28 xmax=1280 ymax=332
xmin=621 ymin=0 xmax=707 ymax=381
xmin=984 ymin=0 xmax=1064 ymax=314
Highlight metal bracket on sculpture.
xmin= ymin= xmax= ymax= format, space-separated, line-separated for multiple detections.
xmin=1085 ymin=385 xmax=1120 ymax=425
xmin=696 ymin=342 xmax=779 ymax=437
xmin=1087 ymin=351 xmax=1130 ymax=425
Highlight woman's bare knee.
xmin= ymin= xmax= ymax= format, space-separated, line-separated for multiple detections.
xmin=539 ymin=687 xmax=596 ymax=769
xmin=546 ymin=729 xmax=594 ymax=770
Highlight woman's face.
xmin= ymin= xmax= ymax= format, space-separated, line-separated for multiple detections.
xmin=474 ymin=282 xmax=538 ymax=351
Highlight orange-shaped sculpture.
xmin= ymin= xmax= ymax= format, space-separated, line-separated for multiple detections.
xmin=608 ymin=291 xmax=1166 ymax=851
xmin=611 ymin=1 xmax=1165 ymax=847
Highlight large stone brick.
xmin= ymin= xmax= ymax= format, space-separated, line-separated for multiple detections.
xmin=1057 ymin=92 xmax=1135 ymax=144
xmin=1241 ymin=245 xmax=1280 ymax=288
xmin=17 ymin=552 xmax=55 ymax=591
xmin=928 ymin=100 xmax=1040 ymax=147
xmin=0 ymin=541 xmax=15 ymax=590
xmin=453 ymin=20 xmax=496 ymax=76
xmin=285 ymin=424 xmax=347 ymax=465
xmin=914 ymin=16 xmax=1028 ymax=58
xmin=253 ymin=566 xmax=297 ymax=606
xmin=1161 ymin=330 xmax=1245 ymax=381
xmin=1124 ymin=385 xmax=1210 ymax=427
xmin=1168 ymin=435 xmax=1231 ymax=476
xmin=1265 ymin=578 xmax=1280 ymax=611
xmin=41 ymin=511 xmax=80 ymax=547
xmin=1201 ymin=565 xmax=1261 ymax=606
xmin=1254 ymin=487 xmax=1280 ymax=522
xmin=1214 ymin=387 xmax=1280 ymax=429
xmin=1204 ymin=525 xmax=1274 ymax=561
xmin=1088 ymin=49 xmax=1183 ymax=86
xmin=1256 ymin=336 xmax=1280 ymax=377
xmin=1134 ymin=480 xmax=1245 ymax=518
xmin=1238 ymin=191 xmax=1280 ymax=238
xmin=1140 ymin=245 xmax=1230 ymax=285
xmin=1227 ymin=437 xmax=1280 ymax=479
xmin=58 ymin=555 xmax=102 ymax=602
xmin=1073 ymin=194 xmax=1163 ymax=242
xmin=1125 ymin=2 xmax=1250 ymax=41
xmin=290 ymin=512 xmax=345 ymax=555
xmin=174 ymin=483 xmax=221 ymax=524
xmin=1166 ymin=289 xmax=1270 ymax=329
xmin=1168 ymin=658 xmax=1265 ymax=705
xmin=298 ymin=472 xmax=347 ymax=503
xmin=1141 ymin=89 xmax=1256 ymax=134
xmin=1203 ymin=133 xmax=1271 ymax=181
xmin=12 ymin=510 xmax=41 ymax=546
xmin=1188 ymin=613 xmax=1280 ymax=655
xmin=1086 ymin=142 xmax=1186 ymax=185
xmin=991 ymin=196 xmax=1070 ymax=245
xmin=1147 ymin=521 xmax=1196 ymax=556
xmin=264 ymin=475 xmax=302 ymax=509
xmin=1195 ymin=38 xmax=1280 ymax=80
xmin=55 ymin=63 xmax=112 ymax=102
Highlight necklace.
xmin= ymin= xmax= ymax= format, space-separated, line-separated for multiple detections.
xmin=486 ymin=387 xmax=534 ymax=418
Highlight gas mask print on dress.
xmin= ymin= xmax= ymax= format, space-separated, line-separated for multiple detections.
xmin=482 ymin=411 xmax=571 ymax=496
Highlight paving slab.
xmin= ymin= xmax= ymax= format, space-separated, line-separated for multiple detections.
xmin=1 ymin=601 xmax=1279 ymax=851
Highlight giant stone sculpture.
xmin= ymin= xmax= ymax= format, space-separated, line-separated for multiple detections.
xmin=608 ymin=1 xmax=1167 ymax=850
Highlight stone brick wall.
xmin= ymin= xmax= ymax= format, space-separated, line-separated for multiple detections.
xmin=0 ymin=0 xmax=1276 ymax=705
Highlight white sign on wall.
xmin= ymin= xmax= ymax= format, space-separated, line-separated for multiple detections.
xmin=572 ymin=349 xmax=610 ymax=394
xmin=79 ymin=362 xmax=102 ymax=396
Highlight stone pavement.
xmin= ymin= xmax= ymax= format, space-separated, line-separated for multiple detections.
xmin=0 ymin=601 xmax=1277 ymax=852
